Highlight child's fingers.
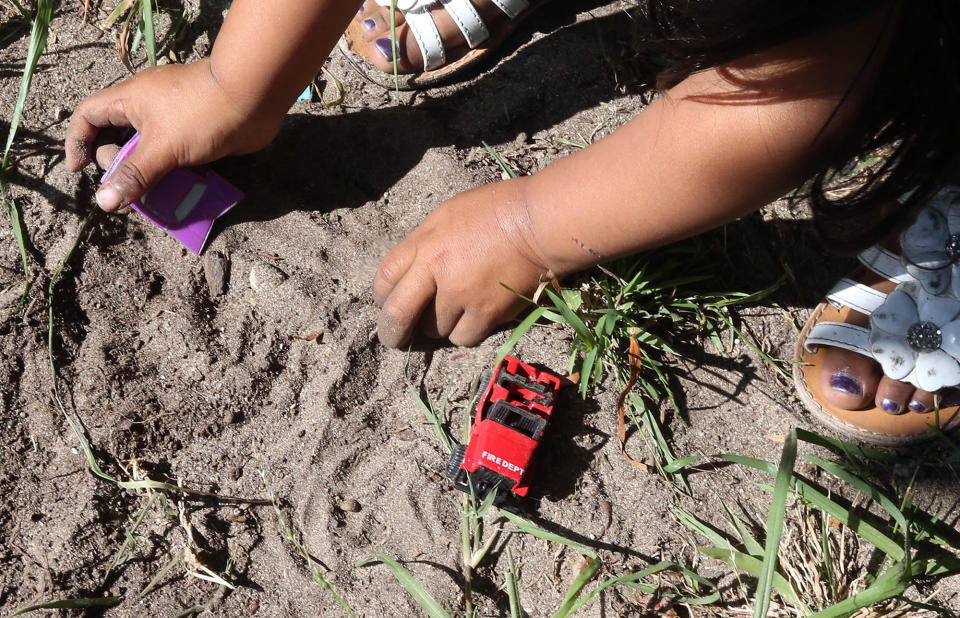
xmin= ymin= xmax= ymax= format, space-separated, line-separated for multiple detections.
xmin=418 ymin=300 xmax=463 ymax=339
xmin=66 ymin=89 xmax=136 ymax=172
xmin=448 ymin=310 xmax=493 ymax=347
xmin=95 ymin=143 xmax=121 ymax=170
xmin=95 ymin=135 xmax=177 ymax=212
xmin=373 ymin=244 xmax=417 ymax=306
xmin=376 ymin=269 xmax=436 ymax=348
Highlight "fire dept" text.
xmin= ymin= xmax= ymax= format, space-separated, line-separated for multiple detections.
xmin=481 ymin=451 xmax=525 ymax=475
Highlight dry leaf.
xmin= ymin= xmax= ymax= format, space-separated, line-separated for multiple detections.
xmin=532 ymin=279 xmax=551 ymax=304
xmin=615 ymin=337 xmax=648 ymax=470
xmin=294 ymin=331 xmax=320 ymax=342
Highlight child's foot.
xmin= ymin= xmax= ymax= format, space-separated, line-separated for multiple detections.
xmin=342 ymin=0 xmax=544 ymax=87
xmin=795 ymin=194 xmax=960 ymax=444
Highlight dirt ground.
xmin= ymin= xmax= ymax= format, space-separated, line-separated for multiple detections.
xmin=1 ymin=0 xmax=959 ymax=616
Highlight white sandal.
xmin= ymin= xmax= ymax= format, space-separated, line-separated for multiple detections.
xmin=795 ymin=187 xmax=960 ymax=445
xmin=340 ymin=0 xmax=546 ymax=89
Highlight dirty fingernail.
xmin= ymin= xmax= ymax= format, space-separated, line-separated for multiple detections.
xmin=880 ymin=398 xmax=903 ymax=414
xmin=375 ymin=38 xmax=397 ymax=61
xmin=908 ymin=400 xmax=928 ymax=413
xmin=95 ymin=183 xmax=122 ymax=211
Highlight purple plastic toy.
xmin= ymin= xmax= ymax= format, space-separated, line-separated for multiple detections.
xmin=101 ymin=134 xmax=243 ymax=255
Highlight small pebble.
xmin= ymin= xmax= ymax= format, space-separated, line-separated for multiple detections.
xmin=203 ymin=251 xmax=229 ymax=296
xmin=53 ymin=107 xmax=68 ymax=122
xmin=249 ymin=262 xmax=287 ymax=293
xmin=338 ymin=498 xmax=361 ymax=512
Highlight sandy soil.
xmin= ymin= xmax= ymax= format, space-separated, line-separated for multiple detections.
xmin=1 ymin=0 xmax=959 ymax=615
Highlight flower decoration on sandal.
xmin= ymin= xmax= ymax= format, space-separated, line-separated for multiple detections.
xmin=869 ymin=281 xmax=960 ymax=392
xmin=899 ymin=186 xmax=960 ymax=296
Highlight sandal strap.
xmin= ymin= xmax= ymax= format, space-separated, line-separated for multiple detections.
xmin=858 ymin=245 xmax=911 ymax=284
xmin=439 ymin=0 xmax=490 ymax=49
xmin=803 ymin=321 xmax=872 ymax=357
xmin=826 ymin=278 xmax=887 ymax=315
xmin=376 ymin=0 xmax=531 ymax=71
xmin=403 ymin=6 xmax=447 ymax=70
xmin=490 ymin=0 xmax=529 ymax=19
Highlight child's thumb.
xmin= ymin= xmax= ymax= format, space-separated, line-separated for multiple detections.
xmin=95 ymin=141 xmax=176 ymax=212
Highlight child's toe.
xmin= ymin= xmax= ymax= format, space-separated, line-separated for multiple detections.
xmin=906 ymin=388 xmax=937 ymax=413
xmin=819 ymin=346 xmax=881 ymax=410
xmin=874 ymin=375 xmax=915 ymax=415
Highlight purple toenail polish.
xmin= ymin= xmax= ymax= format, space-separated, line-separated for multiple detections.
xmin=375 ymin=38 xmax=397 ymax=61
xmin=880 ymin=398 xmax=902 ymax=414
xmin=909 ymin=400 xmax=927 ymax=413
xmin=363 ymin=18 xmax=377 ymax=30
xmin=830 ymin=373 xmax=862 ymax=397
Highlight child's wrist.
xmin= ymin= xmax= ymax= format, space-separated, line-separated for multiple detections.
xmin=205 ymin=57 xmax=287 ymax=128
xmin=517 ymin=174 xmax=605 ymax=277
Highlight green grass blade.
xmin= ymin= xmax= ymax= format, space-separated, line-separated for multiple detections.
xmin=808 ymin=562 xmax=909 ymax=618
xmin=139 ymin=547 xmax=185 ymax=597
xmin=140 ymin=0 xmax=156 ymax=66
xmin=578 ymin=346 xmax=599 ymax=398
xmin=718 ymin=496 xmax=763 ymax=556
xmin=698 ymin=547 xmax=804 ymax=608
xmin=544 ymin=288 xmax=595 ymax=348
xmin=2 ymin=0 xmax=51 ymax=317
xmin=6 ymin=0 xmax=28 ymax=18
xmin=258 ymin=457 xmax=357 ymax=616
xmin=497 ymin=306 xmax=548 ymax=363
xmin=6 ymin=596 xmax=123 ymax=616
xmin=673 ymin=508 xmax=735 ymax=550
xmin=2 ymin=0 xmax=51 ymax=168
xmin=355 ymin=555 xmax=451 ymax=618
xmin=499 ymin=509 xmax=597 ymax=558
xmin=482 ymin=141 xmax=518 ymax=178
xmin=803 ymin=453 xmax=907 ymax=531
xmin=753 ymin=428 xmax=797 ymax=618
xmin=550 ymin=557 xmax=601 ymax=618
xmin=389 ymin=0 xmax=400 ymax=98
xmin=102 ymin=0 xmax=136 ymax=29
xmin=506 ymin=547 xmax=521 ymax=618
xmin=3 ymin=191 xmax=31 ymax=315
xmin=794 ymin=428 xmax=897 ymax=463
xmin=559 ymin=561 xmax=679 ymax=616
xmin=106 ymin=492 xmax=160 ymax=577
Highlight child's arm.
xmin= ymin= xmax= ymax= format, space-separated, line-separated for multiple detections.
xmin=373 ymin=6 xmax=894 ymax=347
xmin=65 ymin=0 xmax=360 ymax=211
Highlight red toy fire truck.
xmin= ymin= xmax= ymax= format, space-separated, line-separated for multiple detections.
xmin=445 ymin=356 xmax=562 ymax=507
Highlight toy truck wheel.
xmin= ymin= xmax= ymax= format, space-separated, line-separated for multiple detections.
xmin=445 ymin=444 xmax=467 ymax=482
xmin=469 ymin=370 xmax=493 ymax=414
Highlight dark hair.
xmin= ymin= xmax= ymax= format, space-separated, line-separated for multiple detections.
xmin=635 ymin=0 xmax=960 ymax=253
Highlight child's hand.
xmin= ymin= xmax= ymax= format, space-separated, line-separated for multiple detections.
xmin=66 ymin=59 xmax=283 ymax=211
xmin=373 ymin=179 xmax=552 ymax=348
